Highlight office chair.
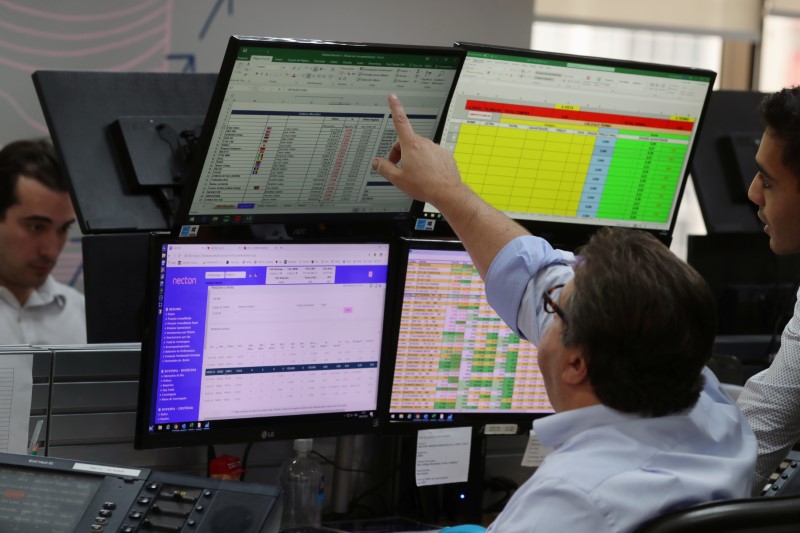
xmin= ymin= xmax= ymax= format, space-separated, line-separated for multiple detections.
xmin=635 ymin=495 xmax=800 ymax=533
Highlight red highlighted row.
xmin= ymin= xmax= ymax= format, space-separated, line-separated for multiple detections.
xmin=465 ymin=100 xmax=693 ymax=132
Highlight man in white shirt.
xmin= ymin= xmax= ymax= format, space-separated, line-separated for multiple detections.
xmin=372 ymin=94 xmax=755 ymax=532
xmin=736 ymin=86 xmax=800 ymax=491
xmin=0 ymin=139 xmax=86 ymax=345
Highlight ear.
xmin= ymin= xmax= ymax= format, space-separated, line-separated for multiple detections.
xmin=561 ymin=347 xmax=589 ymax=386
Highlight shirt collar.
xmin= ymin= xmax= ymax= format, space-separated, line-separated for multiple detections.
xmin=533 ymin=403 xmax=641 ymax=449
xmin=23 ymin=276 xmax=66 ymax=309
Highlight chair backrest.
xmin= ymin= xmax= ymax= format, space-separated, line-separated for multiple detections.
xmin=635 ymin=495 xmax=800 ymax=533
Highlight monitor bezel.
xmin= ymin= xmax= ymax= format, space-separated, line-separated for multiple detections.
xmin=410 ymin=41 xmax=718 ymax=249
xmin=174 ymin=35 xmax=466 ymax=231
xmin=135 ymin=231 xmax=400 ymax=449
xmin=379 ymin=237 xmax=554 ymax=435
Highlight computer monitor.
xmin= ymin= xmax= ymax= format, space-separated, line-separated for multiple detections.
xmin=175 ymin=36 xmax=465 ymax=230
xmin=135 ymin=235 xmax=395 ymax=449
xmin=383 ymin=239 xmax=553 ymax=433
xmin=32 ymin=71 xmax=216 ymax=233
xmin=414 ymin=42 xmax=717 ymax=248
xmin=690 ymin=90 xmax=766 ymax=234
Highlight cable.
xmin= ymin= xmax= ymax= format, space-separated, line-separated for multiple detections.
xmin=240 ymin=441 xmax=255 ymax=481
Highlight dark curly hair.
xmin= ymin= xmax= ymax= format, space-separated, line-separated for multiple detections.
xmin=561 ymin=227 xmax=717 ymax=417
xmin=0 ymin=139 xmax=68 ymax=220
xmin=758 ymin=87 xmax=800 ymax=185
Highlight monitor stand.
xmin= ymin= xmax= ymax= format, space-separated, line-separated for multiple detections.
xmin=395 ymin=428 xmax=486 ymax=525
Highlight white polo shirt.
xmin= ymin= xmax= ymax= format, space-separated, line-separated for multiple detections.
xmin=0 ymin=275 xmax=86 ymax=345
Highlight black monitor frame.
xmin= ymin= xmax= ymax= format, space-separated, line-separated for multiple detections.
xmin=32 ymin=71 xmax=216 ymax=233
xmin=135 ymin=232 xmax=399 ymax=449
xmin=174 ymin=35 xmax=466 ymax=230
xmin=690 ymin=90 xmax=766 ymax=234
xmin=82 ymin=232 xmax=152 ymax=344
xmin=411 ymin=41 xmax=717 ymax=249
xmin=379 ymin=238 xmax=554 ymax=435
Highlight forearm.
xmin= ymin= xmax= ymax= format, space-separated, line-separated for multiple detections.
xmin=432 ymin=183 xmax=530 ymax=279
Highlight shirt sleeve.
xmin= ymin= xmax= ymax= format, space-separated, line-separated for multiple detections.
xmin=737 ymin=288 xmax=800 ymax=491
xmin=484 ymin=235 xmax=574 ymax=346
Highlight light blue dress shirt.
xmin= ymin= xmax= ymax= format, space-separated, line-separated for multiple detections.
xmin=483 ymin=235 xmax=757 ymax=533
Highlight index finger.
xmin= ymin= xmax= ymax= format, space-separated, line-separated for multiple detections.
xmin=388 ymin=93 xmax=416 ymax=141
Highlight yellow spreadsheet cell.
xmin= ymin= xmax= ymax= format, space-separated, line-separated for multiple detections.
xmin=518 ymin=156 xmax=542 ymax=169
xmin=460 ymin=123 xmax=486 ymax=135
xmin=483 ymin=188 xmax=513 ymax=200
xmin=468 ymin=164 xmax=488 ymax=175
xmin=514 ymin=168 xmax=538 ymax=180
xmin=494 ymin=130 xmax=526 ymax=143
xmin=454 ymin=153 xmax=471 ymax=165
xmin=473 ymin=144 xmax=493 ymax=156
xmin=525 ymin=129 xmax=549 ymax=140
xmin=510 ymin=187 xmax=534 ymax=199
xmin=538 ymin=164 xmax=567 ymax=176
xmin=470 ymin=154 xmax=491 ymax=166
xmin=530 ymin=196 xmax=558 ymax=209
xmin=557 ymin=189 xmax=577 ymax=200
xmin=487 ymin=158 xmax=519 ymax=173
xmin=508 ymin=199 xmax=532 ymax=211
xmin=510 ymin=184 xmax=534 ymax=195
xmin=542 ymin=143 xmax=571 ymax=156
xmin=491 ymin=147 xmax=523 ymax=159
xmin=456 ymin=133 xmax=477 ymax=145
xmin=473 ymin=134 xmax=502 ymax=147
xmin=483 ymin=175 xmax=516 ymax=189
xmin=523 ymin=140 xmax=548 ymax=152
xmin=540 ymin=152 xmax=569 ymax=165
xmin=532 ymin=187 xmax=559 ymax=200
xmin=534 ymin=179 xmax=562 ymax=192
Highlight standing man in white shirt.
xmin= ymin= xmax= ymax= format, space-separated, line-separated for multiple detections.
xmin=735 ymin=86 xmax=800 ymax=491
xmin=0 ymin=139 xmax=86 ymax=345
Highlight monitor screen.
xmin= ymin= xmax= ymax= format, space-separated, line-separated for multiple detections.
xmin=135 ymin=236 xmax=394 ymax=449
xmin=176 ymin=36 xmax=465 ymax=229
xmin=414 ymin=42 xmax=716 ymax=246
xmin=384 ymin=240 xmax=553 ymax=432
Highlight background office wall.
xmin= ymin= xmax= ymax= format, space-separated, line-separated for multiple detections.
xmin=0 ymin=0 xmax=534 ymax=148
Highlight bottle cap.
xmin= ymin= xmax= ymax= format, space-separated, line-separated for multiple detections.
xmin=294 ymin=438 xmax=313 ymax=452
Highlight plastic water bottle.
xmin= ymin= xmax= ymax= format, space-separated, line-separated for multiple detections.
xmin=279 ymin=438 xmax=324 ymax=531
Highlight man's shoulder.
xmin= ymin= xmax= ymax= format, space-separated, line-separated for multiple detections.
xmin=42 ymin=277 xmax=85 ymax=305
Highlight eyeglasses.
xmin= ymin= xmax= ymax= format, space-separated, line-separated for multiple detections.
xmin=543 ymin=284 xmax=567 ymax=324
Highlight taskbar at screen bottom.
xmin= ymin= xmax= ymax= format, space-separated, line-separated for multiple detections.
xmin=387 ymin=411 xmax=553 ymax=433
xmin=136 ymin=411 xmax=380 ymax=448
